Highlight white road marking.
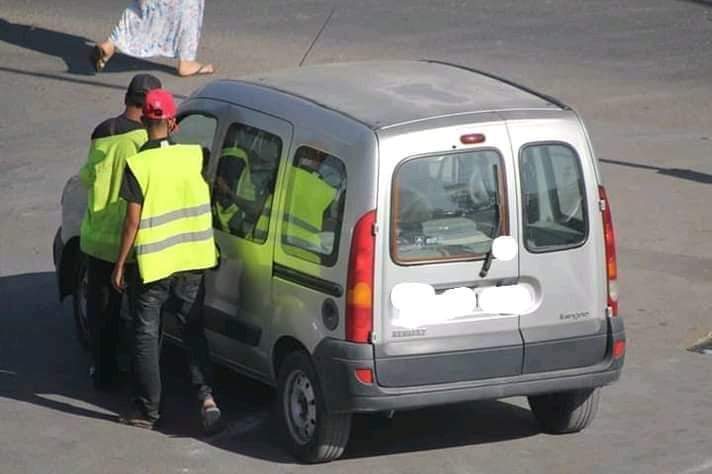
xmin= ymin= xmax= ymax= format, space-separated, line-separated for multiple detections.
xmin=0 ymin=369 xmax=16 ymax=375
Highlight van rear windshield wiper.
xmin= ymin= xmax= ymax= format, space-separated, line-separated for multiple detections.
xmin=479 ymin=164 xmax=501 ymax=278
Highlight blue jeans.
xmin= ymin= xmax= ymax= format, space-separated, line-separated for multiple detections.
xmin=128 ymin=269 xmax=214 ymax=421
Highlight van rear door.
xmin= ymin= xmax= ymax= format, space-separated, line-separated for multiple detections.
xmin=374 ymin=119 xmax=523 ymax=388
xmin=506 ymin=114 xmax=608 ymax=373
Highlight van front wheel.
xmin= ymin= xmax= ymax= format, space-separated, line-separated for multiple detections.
xmin=277 ymin=351 xmax=352 ymax=463
xmin=528 ymin=388 xmax=600 ymax=434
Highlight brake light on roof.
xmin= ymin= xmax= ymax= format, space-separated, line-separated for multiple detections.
xmin=346 ymin=210 xmax=376 ymax=343
xmin=599 ymin=185 xmax=618 ymax=317
xmin=460 ymin=133 xmax=486 ymax=145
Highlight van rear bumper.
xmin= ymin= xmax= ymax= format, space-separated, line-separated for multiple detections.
xmin=313 ymin=321 xmax=625 ymax=414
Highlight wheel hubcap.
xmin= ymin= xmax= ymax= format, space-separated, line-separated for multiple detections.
xmin=284 ymin=370 xmax=317 ymax=445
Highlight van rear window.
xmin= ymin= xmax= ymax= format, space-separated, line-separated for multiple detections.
xmin=520 ymin=143 xmax=588 ymax=252
xmin=391 ymin=150 xmax=507 ymax=264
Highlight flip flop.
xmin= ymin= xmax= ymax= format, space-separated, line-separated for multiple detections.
xmin=89 ymin=45 xmax=107 ymax=73
xmin=118 ymin=408 xmax=156 ymax=430
xmin=181 ymin=64 xmax=215 ymax=77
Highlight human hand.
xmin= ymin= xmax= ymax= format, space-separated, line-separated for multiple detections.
xmin=112 ymin=264 xmax=126 ymax=293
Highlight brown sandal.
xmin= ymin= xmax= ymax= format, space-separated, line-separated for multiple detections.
xmin=89 ymin=45 xmax=108 ymax=73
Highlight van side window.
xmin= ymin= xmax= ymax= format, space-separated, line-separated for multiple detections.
xmin=392 ymin=150 xmax=508 ymax=264
xmin=281 ymin=146 xmax=347 ymax=267
xmin=212 ymin=123 xmax=282 ymax=243
xmin=520 ymin=143 xmax=588 ymax=252
xmin=174 ymin=113 xmax=218 ymax=172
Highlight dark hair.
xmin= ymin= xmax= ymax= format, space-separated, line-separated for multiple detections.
xmin=125 ymin=94 xmax=145 ymax=108
xmin=125 ymin=74 xmax=162 ymax=108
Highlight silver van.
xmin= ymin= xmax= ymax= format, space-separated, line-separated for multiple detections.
xmin=54 ymin=60 xmax=625 ymax=463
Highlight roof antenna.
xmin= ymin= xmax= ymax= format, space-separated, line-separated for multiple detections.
xmin=299 ymin=6 xmax=336 ymax=67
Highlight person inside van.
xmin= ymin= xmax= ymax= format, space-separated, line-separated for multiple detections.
xmin=214 ymin=146 xmax=274 ymax=239
xmin=214 ymin=146 xmax=248 ymax=234
xmin=282 ymin=148 xmax=341 ymax=262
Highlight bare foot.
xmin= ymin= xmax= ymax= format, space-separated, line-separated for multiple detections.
xmin=177 ymin=60 xmax=215 ymax=77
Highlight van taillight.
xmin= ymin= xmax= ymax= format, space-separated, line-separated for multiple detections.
xmin=346 ymin=210 xmax=376 ymax=343
xmin=598 ymin=186 xmax=618 ymax=317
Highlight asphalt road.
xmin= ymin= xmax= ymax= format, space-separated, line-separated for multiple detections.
xmin=1 ymin=1 xmax=712 ymax=473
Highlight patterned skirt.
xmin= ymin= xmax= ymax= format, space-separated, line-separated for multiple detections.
xmin=109 ymin=0 xmax=205 ymax=61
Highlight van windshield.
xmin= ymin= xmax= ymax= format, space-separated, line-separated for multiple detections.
xmin=391 ymin=149 xmax=507 ymax=263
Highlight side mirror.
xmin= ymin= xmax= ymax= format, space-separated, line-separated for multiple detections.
xmin=491 ymin=236 xmax=518 ymax=261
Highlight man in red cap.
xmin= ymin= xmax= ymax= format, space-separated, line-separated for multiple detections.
xmin=112 ymin=89 xmax=221 ymax=433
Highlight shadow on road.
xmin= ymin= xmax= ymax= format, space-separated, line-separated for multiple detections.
xmin=345 ymin=400 xmax=538 ymax=459
xmin=600 ymin=158 xmax=712 ymax=185
xmin=0 ymin=18 xmax=174 ymax=76
xmin=0 ymin=271 xmax=540 ymax=465
xmin=0 ymin=272 xmax=124 ymax=422
xmin=679 ymin=0 xmax=712 ymax=6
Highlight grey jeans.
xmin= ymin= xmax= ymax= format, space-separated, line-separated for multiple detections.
xmin=128 ymin=269 xmax=214 ymax=421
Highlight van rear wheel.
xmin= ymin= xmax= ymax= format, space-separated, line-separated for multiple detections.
xmin=277 ymin=350 xmax=352 ymax=463
xmin=528 ymin=388 xmax=600 ymax=434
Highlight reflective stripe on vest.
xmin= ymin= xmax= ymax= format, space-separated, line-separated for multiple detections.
xmin=251 ymin=203 xmax=271 ymax=241
xmin=215 ymin=201 xmax=239 ymax=233
xmin=127 ymin=144 xmax=216 ymax=283
xmin=140 ymin=203 xmax=212 ymax=228
xmin=80 ymin=128 xmax=147 ymax=262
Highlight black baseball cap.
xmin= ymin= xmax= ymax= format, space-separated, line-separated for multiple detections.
xmin=125 ymin=74 xmax=162 ymax=106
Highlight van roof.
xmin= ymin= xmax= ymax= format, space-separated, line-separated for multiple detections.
xmin=196 ymin=60 xmax=566 ymax=130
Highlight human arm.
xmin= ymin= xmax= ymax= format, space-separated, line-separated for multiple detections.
xmin=112 ymin=167 xmax=144 ymax=291
xmin=215 ymin=175 xmax=264 ymax=219
xmin=112 ymin=202 xmax=141 ymax=292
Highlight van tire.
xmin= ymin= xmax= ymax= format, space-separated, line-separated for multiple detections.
xmin=72 ymin=255 xmax=90 ymax=351
xmin=528 ymin=388 xmax=600 ymax=434
xmin=277 ymin=350 xmax=352 ymax=463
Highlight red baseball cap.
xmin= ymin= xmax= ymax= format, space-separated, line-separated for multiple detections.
xmin=142 ymin=89 xmax=177 ymax=120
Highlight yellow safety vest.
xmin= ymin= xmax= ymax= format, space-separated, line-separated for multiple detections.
xmin=215 ymin=147 xmax=271 ymax=241
xmin=283 ymin=168 xmax=337 ymax=263
xmin=215 ymin=147 xmax=249 ymax=233
xmin=126 ymin=144 xmax=217 ymax=283
xmin=80 ymin=128 xmax=147 ymax=262
xmin=251 ymin=199 xmax=271 ymax=242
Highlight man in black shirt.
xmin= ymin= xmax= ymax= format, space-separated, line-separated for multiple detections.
xmin=79 ymin=73 xmax=161 ymax=390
